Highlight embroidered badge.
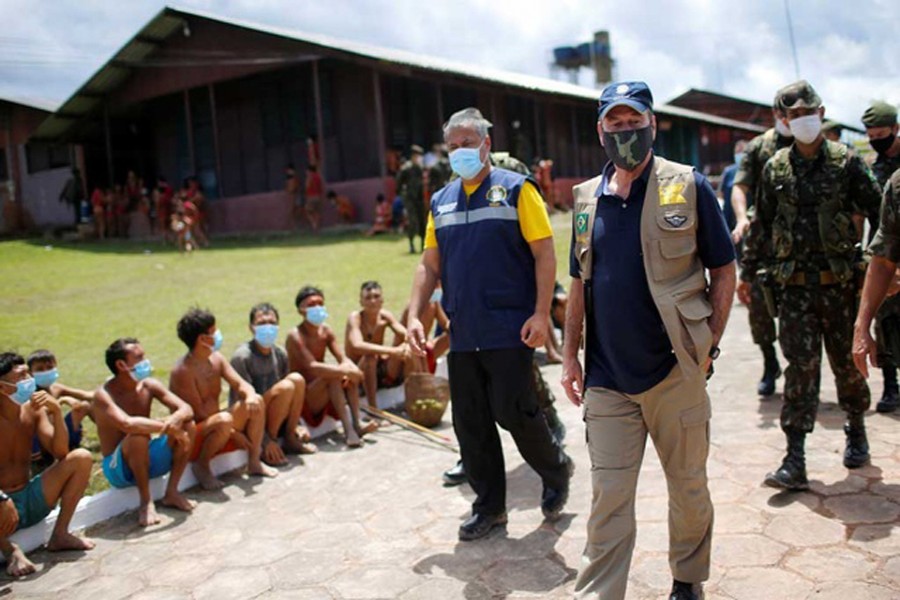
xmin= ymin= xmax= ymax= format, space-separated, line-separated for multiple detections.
xmin=576 ymin=213 xmax=589 ymax=234
xmin=663 ymin=214 xmax=688 ymax=228
xmin=436 ymin=203 xmax=455 ymax=215
xmin=486 ymin=185 xmax=509 ymax=206
xmin=659 ymin=183 xmax=687 ymax=206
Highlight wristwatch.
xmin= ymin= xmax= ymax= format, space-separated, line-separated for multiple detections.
xmin=708 ymin=345 xmax=721 ymax=360
xmin=0 ymin=490 xmax=9 ymax=503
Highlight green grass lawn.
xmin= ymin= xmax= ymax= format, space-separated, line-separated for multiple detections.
xmin=1 ymin=212 xmax=574 ymax=494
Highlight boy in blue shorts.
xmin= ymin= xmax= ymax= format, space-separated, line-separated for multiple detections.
xmin=0 ymin=352 xmax=94 ymax=577
xmin=94 ymin=338 xmax=196 ymax=527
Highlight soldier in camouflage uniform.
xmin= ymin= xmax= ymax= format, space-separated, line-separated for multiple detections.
xmin=738 ymin=81 xmax=883 ymax=491
xmin=733 ymin=93 xmax=793 ymax=396
xmin=427 ymin=145 xmax=452 ymax=198
xmin=396 ymin=145 xmax=426 ymax=253
xmin=861 ymin=102 xmax=900 ymax=412
xmin=855 ymin=167 xmax=900 ymax=384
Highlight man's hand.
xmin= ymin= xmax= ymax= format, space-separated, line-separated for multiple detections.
xmin=736 ymin=280 xmax=752 ymax=306
xmin=853 ymin=320 xmax=878 ymax=378
xmin=561 ymin=356 xmax=585 ymax=407
xmin=406 ymin=317 xmax=427 ymax=356
xmin=245 ymin=394 xmax=263 ymax=416
xmin=30 ymin=391 xmax=61 ymax=416
xmin=341 ymin=361 xmax=363 ymax=382
xmin=167 ymin=427 xmax=191 ymax=452
xmin=0 ymin=497 xmax=18 ymax=537
xmin=731 ymin=217 xmax=750 ymax=244
xmin=520 ymin=313 xmax=549 ymax=348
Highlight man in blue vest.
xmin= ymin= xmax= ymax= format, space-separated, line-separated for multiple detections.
xmin=407 ymin=107 xmax=572 ymax=541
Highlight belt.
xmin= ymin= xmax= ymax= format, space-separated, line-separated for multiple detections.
xmin=785 ymin=270 xmax=839 ymax=286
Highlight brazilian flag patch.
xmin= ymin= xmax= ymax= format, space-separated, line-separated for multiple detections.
xmin=576 ymin=213 xmax=589 ymax=235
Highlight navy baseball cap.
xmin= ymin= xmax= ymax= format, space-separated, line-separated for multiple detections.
xmin=598 ymin=81 xmax=654 ymax=119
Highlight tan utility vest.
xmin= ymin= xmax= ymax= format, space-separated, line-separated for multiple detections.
xmin=572 ymin=156 xmax=713 ymax=379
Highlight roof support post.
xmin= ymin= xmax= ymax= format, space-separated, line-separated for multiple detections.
xmin=208 ymin=83 xmax=223 ymax=198
xmin=372 ymin=69 xmax=387 ymax=179
xmin=312 ymin=59 xmax=327 ymax=181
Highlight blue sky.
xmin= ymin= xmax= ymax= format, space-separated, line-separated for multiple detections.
xmin=1 ymin=0 xmax=897 ymax=127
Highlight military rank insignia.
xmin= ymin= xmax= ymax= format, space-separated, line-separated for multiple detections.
xmin=659 ymin=183 xmax=687 ymax=206
xmin=486 ymin=185 xmax=509 ymax=206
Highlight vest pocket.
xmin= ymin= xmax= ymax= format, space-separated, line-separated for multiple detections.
xmin=674 ymin=296 xmax=713 ymax=364
xmin=651 ymin=235 xmax=697 ymax=281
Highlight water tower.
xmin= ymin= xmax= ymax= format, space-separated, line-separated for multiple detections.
xmin=551 ymin=31 xmax=613 ymax=87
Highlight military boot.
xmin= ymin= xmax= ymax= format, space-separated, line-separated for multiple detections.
xmin=757 ymin=344 xmax=782 ymax=396
xmin=843 ymin=413 xmax=870 ymax=469
xmin=764 ymin=431 xmax=809 ymax=491
xmin=876 ymin=367 xmax=900 ymax=413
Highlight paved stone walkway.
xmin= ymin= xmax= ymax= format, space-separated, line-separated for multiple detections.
xmin=3 ymin=303 xmax=900 ymax=599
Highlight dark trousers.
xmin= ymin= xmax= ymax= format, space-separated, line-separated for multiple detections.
xmin=448 ymin=347 xmax=569 ymax=516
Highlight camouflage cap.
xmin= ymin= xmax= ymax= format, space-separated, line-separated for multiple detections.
xmin=410 ymin=144 xmax=424 ymax=155
xmin=821 ymin=119 xmax=842 ymax=134
xmin=777 ymin=80 xmax=822 ymax=111
xmin=861 ymin=101 xmax=898 ymax=128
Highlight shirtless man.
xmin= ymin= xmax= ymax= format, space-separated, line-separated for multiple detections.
xmin=230 ymin=303 xmax=316 ymax=467
xmin=0 ymin=352 xmax=94 ymax=577
xmin=169 ymin=308 xmax=277 ymax=490
xmin=346 ymin=281 xmax=416 ymax=406
xmin=94 ymin=338 xmax=196 ymax=526
xmin=286 ymin=286 xmax=376 ymax=448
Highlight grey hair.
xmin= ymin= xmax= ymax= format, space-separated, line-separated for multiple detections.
xmin=442 ymin=107 xmax=493 ymax=140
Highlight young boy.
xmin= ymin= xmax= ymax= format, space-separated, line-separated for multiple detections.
xmin=345 ymin=281 xmax=416 ymax=407
xmin=27 ymin=350 xmax=93 ymax=463
xmin=94 ymin=338 xmax=196 ymax=526
xmin=0 ymin=352 xmax=94 ymax=577
xmin=286 ymin=286 xmax=376 ymax=448
xmin=230 ymin=303 xmax=316 ymax=467
xmin=169 ymin=308 xmax=277 ymax=490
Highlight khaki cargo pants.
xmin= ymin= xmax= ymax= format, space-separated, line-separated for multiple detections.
xmin=574 ymin=366 xmax=712 ymax=599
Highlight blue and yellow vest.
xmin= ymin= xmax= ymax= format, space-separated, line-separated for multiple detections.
xmin=432 ymin=168 xmax=536 ymax=352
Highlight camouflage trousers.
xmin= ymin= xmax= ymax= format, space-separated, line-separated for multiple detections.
xmin=778 ymin=284 xmax=870 ymax=434
xmin=875 ymin=294 xmax=900 ymax=368
xmin=402 ymin=195 xmax=426 ymax=240
xmin=749 ymin=279 xmax=777 ymax=347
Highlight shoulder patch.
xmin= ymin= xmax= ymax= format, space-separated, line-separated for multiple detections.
xmin=659 ymin=183 xmax=687 ymax=206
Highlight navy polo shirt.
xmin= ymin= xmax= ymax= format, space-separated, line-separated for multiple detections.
xmin=569 ymin=157 xmax=735 ymax=394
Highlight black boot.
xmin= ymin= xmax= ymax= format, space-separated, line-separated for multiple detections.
xmin=843 ymin=413 xmax=870 ymax=469
xmin=757 ymin=344 xmax=782 ymax=396
xmin=764 ymin=431 xmax=809 ymax=490
xmin=877 ymin=367 xmax=900 ymax=413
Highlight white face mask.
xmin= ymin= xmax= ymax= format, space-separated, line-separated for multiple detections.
xmin=775 ymin=119 xmax=793 ymax=138
xmin=789 ymin=115 xmax=822 ymax=144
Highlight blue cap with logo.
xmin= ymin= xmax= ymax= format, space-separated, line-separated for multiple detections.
xmin=598 ymin=81 xmax=654 ymax=119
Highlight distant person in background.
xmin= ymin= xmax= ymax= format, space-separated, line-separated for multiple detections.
xmin=396 ymin=145 xmax=426 ymax=253
xmin=307 ymin=135 xmax=320 ymax=168
xmin=286 ymin=164 xmax=304 ymax=228
xmin=183 ymin=177 xmax=209 ymax=247
xmin=91 ymin=186 xmax=107 ymax=239
xmin=305 ymin=165 xmax=324 ymax=232
xmin=427 ymin=145 xmax=452 ymax=198
xmin=59 ymin=167 xmax=85 ymax=227
xmin=155 ymin=176 xmax=174 ymax=244
xmin=718 ymin=139 xmax=748 ymax=246
xmin=366 ymin=194 xmax=391 ymax=236
xmin=327 ymin=190 xmax=356 ymax=223
xmin=822 ymin=119 xmax=843 ymax=143
xmin=391 ymin=194 xmax=405 ymax=233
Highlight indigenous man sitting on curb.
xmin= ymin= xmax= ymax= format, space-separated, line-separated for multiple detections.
xmin=95 ymin=338 xmax=196 ymax=527
xmin=230 ymin=302 xmax=317 ymax=466
xmin=286 ymin=286 xmax=377 ymax=449
xmin=0 ymin=352 xmax=94 ymax=577
xmin=346 ymin=281 xmax=416 ymax=409
xmin=170 ymin=308 xmax=278 ymax=490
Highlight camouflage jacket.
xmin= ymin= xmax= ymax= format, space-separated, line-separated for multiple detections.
xmin=868 ymin=168 xmax=900 ymax=263
xmin=396 ymin=161 xmax=424 ymax=201
xmin=427 ymin=159 xmax=452 ymax=195
xmin=869 ymin=152 xmax=900 ymax=189
xmin=734 ymin=128 xmax=792 ymax=206
xmin=743 ymin=139 xmax=882 ymax=283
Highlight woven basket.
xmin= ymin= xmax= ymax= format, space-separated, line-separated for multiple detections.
xmin=404 ymin=372 xmax=451 ymax=428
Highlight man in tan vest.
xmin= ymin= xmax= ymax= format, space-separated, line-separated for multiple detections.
xmin=561 ymin=81 xmax=737 ymax=600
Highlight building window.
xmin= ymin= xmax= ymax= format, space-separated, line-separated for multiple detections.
xmin=25 ymin=143 xmax=71 ymax=174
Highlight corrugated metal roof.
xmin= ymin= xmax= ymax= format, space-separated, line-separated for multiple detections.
xmin=0 ymin=95 xmax=59 ymax=113
xmin=32 ymin=5 xmax=766 ymax=142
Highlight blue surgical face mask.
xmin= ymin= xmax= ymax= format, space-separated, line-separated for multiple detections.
xmin=305 ymin=305 xmax=328 ymax=326
xmin=209 ymin=329 xmax=223 ymax=352
xmin=254 ymin=324 xmax=279 ymax=348
xmin=3 ymin=377 xmax=35 ymax=404
xmin=733 ymin=152 xmax=745 ymax=166
xmin=129 ymin=359 xmax=153 ymax=382
xmin=430 ymin=289 xmax=443 ymax=303
xmin=33 ymin=368 xmax=59 ymax=389
xmin=449 ymin=143 xmax=486 ymax=180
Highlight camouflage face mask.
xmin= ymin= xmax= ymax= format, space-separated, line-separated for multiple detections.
xmin=602 ymin=125 xmax=653 ymax=171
